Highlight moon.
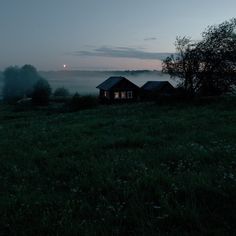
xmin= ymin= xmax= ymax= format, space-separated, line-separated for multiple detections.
xmin=63 ymin=64 xmax=67 ymax=69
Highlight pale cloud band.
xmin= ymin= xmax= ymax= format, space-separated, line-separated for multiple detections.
xmin=69 ymin=46 xmax=172 ymax=60
xmin=144 ymin=37 xmax=157 ymax=41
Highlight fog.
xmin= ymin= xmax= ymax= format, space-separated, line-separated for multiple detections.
xmin=39 ymin=70 xmax=174 ymax=95
xmin=0 ymin=73 xmax=3 ymax=97
xmin=0 ymin=70 xmax=175 ymax=97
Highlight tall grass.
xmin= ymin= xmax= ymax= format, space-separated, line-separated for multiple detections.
xmin=0 ymin=97 xmax=235 ymax=235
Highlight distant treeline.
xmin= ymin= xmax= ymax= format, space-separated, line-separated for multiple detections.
xmin=39 ymin=70 xmax=164 ymax=78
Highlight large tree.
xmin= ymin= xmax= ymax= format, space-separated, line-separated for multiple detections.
xmin=163 ymin=18 xmax=236 ymax=96
xmin=196 ymin=18 xmax=236 ymax=95
xmin=162 ymin=37 xmax=200 ymax=96
xmin=3 ymin=64 xmax=43 ymax=102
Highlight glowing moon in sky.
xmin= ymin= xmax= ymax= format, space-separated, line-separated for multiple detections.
xmin=63 ymin=64 xmax=67 ymax=69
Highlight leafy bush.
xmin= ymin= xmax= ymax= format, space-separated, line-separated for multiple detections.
xmin=32 ymin=79 xmax=52 ymax=106
xmin=2 ymin=65 xmax=42 ymax=103
xmin=54 ymin=87 xmax=70 ymax=97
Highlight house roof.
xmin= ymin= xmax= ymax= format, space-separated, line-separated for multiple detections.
xmin=141 ymin=81 xmax=173 ymax=91
xmin=96 ymin=76 xmax=137 ymax=90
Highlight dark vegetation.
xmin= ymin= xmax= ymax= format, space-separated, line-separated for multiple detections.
xmin=0 ymin=98 xmax=235 ymax=235
xmin=2 ymin=65 xmax=97 ymax=110
xmin=163 ymin=18 xmax=236 ymax=97
xmin=2 ymin=65 xmax=53 ymax=106
xmin=53 ymin=87 xmax=70 ymax=97
xmin=65 ymin=93 xmax=98 ymax=112
xmin=32 ymin=79 xmax=52 ymax=106
xmin=3 ymin=65 xmax=42 ymax=103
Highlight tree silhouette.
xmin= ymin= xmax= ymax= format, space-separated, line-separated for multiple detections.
xmin=54 ymin=87 xmax=70 ymax=97
xmin=163 ymin=18 xmax=236 ymax=96
xmin=163 ymin=37 xmax=200 ymax=96
xmin=3 ymin=64 xmax=42 ymax=102
xmin=196 ymin=19 xmax=236 ymax=95
xmin=32 ymin=78 xmax=52 ymax=105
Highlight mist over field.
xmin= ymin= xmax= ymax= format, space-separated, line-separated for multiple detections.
xmin=39 ymin=70 xmax=173 ymax=95
xmin=0 ymin=70 xmax=174 ymax=98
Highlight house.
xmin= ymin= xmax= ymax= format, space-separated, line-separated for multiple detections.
xmin=141 ymin=81 xmax=175 ymax=100
xmin=96 ymin=76 xmax=140 ymax=102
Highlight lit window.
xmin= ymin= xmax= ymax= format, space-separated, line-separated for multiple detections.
xmin=104 ymin=91 xmax=109 ymax=98
xmin=127 ymin=91 xmax=133 ymax=99
xmin=121 ymin=91 xmax=126 ymax=99
xmin=114 ymin=92 xmax=120 ymax=99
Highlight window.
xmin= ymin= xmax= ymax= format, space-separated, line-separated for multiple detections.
xmin=114 ymin=91 xmax=120 ymax=99
xmin=127 ymin=91 xmax=133 ymax=99
xmin=104 ymin=91 xmax=109 ymax=98
xmin=121 ymin=91 xmax=126 ymax=99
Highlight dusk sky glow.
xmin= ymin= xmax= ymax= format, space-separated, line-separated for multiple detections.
xmin=1 ymin=0 xmax=236 ymax=70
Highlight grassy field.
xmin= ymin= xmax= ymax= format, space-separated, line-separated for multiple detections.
xmin=0 ymin=98 xmax=236 ymax=235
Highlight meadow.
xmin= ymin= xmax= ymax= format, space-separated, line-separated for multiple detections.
xmin=0 ymin=97 xmax=236 ymax=235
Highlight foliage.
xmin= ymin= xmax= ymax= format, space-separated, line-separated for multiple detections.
xmin=163 ymin=37 xmax=200 ymax=96
xmin=0 ymin=98 xmax=235 ymax=235
xmin=2 ymin=65 xmax=42 ymax=102
xmin=163 ymin=18 xmax=236 ymax=96
xmin=32 ymin=78 xmax=52 ymax=106
xmin=196 ymin=19 xmax=236 ymax=95
xmin=66 ymin=93 xmax=98 ymax=111
xmin=53 ymin=87 xmax=70 ymax=97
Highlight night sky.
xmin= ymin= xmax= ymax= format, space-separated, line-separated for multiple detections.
xmin=1 ymin=0 xmax=236 ymax=70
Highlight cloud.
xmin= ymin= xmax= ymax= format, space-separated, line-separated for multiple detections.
xmin=144 ymin=37 xmax=157 ymax=41
xmin=69 ymin=46 xmax=172 ymax=60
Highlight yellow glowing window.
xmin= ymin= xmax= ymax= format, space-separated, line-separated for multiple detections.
xmin=114 ymin=92 xmax=120 ymax=99
xmin=121 ymin=91 xmax=126 ymax=99
xmin=104 ymin=91 xmax=109 ymax=97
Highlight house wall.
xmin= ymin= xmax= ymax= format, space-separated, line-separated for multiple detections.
xmin=159 ymin=83 xmax=176 ymax=95
xmin=141 ymin=83 xmax=176 ymax=100
xmin=99 ymin=80 xmax=140 ymax=102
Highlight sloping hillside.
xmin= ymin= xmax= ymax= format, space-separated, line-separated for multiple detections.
xmin=0 ymin=99 xmax=236 ymax=235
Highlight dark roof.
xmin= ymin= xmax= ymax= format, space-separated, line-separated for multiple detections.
xmin=141 ymin=81 xmax=173 ymax=91
xmin=96 ymin=76 xmax=137 ymax=90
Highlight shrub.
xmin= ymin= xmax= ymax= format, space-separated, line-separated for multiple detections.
xmin=66 ymin=93 xmax=98 ymax=111
xmin=32 ymin=79 xmax=52 ymax=106
xmin=53 ymin=87 xmax=70 ymax=97
xmin=2 ymin=65 xmax=42 ymax=103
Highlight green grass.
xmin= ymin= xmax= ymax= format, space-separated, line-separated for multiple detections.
xmin=0 ymin=98 xmax=236 ymax=235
